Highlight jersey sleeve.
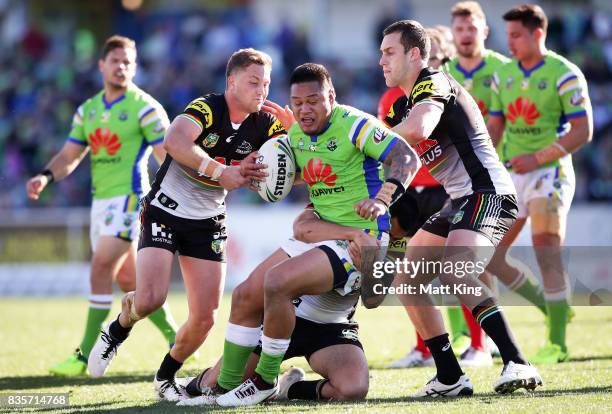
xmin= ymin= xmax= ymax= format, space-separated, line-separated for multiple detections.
xmin=557 ymin=64 xmax=590 ymax=119
xmin=348 ymin=115 xmax=400 ymax=162
xmin=67 ymin=104 xmax=88 ymax=146
xmin=265 ymin=116 xmax=287 ymax=139
xmin=139 ymin=98 xmax=170 ymax=145
xmin=382 ymin=95 xmax=407 ymax=128
xmin=489 ymin=71 xmax=504 ymax=117
xmin=178 ymin=97 xmax=215 ymax=133
xmin=410 ymin=72 xmax=452 ymax=110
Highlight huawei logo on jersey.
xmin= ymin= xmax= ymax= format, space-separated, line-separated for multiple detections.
xmin=303 ymin=158 xmax=337 ymax=187
xmin=90 ymin=128 xmax=121 ymax=156
xmin=507 ymin=97 xmax=540 ymax=125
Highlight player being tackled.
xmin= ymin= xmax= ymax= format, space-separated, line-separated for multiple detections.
xmin=180 ymin=63 xmax=420 ymax=407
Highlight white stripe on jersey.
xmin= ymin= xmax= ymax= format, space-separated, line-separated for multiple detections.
xmin=556 ymin=71 xmax=577 ymax=89
xmin=348 ymin=116 xmax=367 ymax=141
xmin=359 ymin=124 xmax=375 ymax=151
xmin=138 ymin=105 xmax=153 ymax=120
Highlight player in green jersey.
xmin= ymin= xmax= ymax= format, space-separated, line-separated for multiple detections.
xmin=26 ymin=35 xmax=179 ymax=376
xmin=487 ymin=5 xmax=593 ymax=364
xmin=204 ymin=63 xmax=420 ymax=407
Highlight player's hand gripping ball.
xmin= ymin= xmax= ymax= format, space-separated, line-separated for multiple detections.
xmin=255 ymin=135 xmax=296 ymax=202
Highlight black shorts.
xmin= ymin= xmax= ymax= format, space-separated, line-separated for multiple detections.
xmin=390 ymin=185 xmax=449 ymax=237
xmin=422 ymin=193 xmax=518 ymax=246
xmin=138 ymin=201 xmax=227 ymax=261
xmin=254 ymin=316 xmax=363 ymax=362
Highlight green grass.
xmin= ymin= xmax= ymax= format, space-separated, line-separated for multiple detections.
xmin=1 ymin=294 xmax=611 ymax=413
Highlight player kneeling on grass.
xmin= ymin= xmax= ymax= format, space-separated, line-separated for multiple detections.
xmin=178 ymin=206 xmax=372 ymax=406
xmin=178 ymin=63 xmax=420 ymax=407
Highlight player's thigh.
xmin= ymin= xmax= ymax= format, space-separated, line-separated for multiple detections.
xmin=265 ymin=247 xmax=335 ymax=297
xmin=309 ymin=344 xmax=369 ymax=396
xmin=91 ymin=235 xmax=132 ymax=271
xmin=179 ymin=256 xmax=225 ymax=320
xmin=523 ymin=165 xmax=574 ymax=239
xmin=233 ymin=248 xmax=290 ymax=310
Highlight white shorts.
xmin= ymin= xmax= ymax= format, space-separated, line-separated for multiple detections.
xmin=511 ymin=164 xmax=575 ymax=219
xmin=90 ymin=194 xmax=141 ymax=251
xmin=280 ymin=233 xmax=389 ymax=296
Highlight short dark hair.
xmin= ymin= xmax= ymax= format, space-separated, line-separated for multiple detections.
xmin=226 ymin=48 xmax=272 ymax=78
xmin=289 ymin=63 xmax=333 ymax=89
xmin=101 ymin=35 xmax=136 ymax=59
xmin=503 ymin=4 xmax=548 ymax=33
xmin=383 ymin=20 xmax=430 ymax=60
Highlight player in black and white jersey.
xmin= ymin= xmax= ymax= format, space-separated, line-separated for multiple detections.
xmin=379 ymin=20 xmax=542 ymax=396
xmin=88 ymin=48 xmax=287 ymax=401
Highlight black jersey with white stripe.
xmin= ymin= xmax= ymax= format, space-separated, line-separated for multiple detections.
xmin=384 ymin=68 xmax=514 ymax=199
xmin=147 ymin=93 xmax=285 ymax=219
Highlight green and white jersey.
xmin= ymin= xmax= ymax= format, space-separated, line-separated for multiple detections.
xmin=287 ymin=104 xmax=400 ymax=236
xmin=448 ymin=50 xmax=510 ymax=123
xmin=490 ymin=51 xmax=590 ymax=168
xmin=68 ymin=84 xmax=169 ymax=199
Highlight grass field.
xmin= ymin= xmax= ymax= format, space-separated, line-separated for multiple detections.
xmin=1 ymin=293 xmax=611 ymax=413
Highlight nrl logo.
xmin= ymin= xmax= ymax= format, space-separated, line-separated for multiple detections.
xmin=327 ymin=138 xmax=337 ymax=152
xmin=203 ymin=133 xmax=220 ymax=148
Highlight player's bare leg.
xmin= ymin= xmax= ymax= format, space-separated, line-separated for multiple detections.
xmin=216 ymin=248 xmax=336 ymax=406
xmin=49 ymin=236 xmax=130 ymax=377
xmin=528 ymin=197 xmax=571 ymax=363
xmin=88 ymin=247 xmax=173 ymax=378
xmin=396 ymin=229 xmax=472 ymax=396
xmin=170 ymin=257 xmax=224 ymax=361
xmin=215 ymin=249 xmax=290 ymax=394
xmin=306 ymin=344 xmax=369 ymax=401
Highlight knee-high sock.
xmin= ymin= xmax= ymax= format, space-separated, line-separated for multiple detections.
xmin=79 ymin=294 xmax=112 ymax=357
xmin=217 ymin=323 xmax=261 ymax=390
xmin=447 ymin=306 xmax=468 ymax=339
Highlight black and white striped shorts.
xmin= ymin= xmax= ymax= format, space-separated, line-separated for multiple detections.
xmin=422 ymin=193 xmax=518 ymax=246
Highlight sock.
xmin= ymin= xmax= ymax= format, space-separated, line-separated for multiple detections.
xmin=254 ymin=335 xmax=290 ymax=386
xmin=415 ymin=331 xmax=431 ymax=357
xmin=217 ymin=323 xmax=261 ymax=390
xmin=147 ymin=302 xmax=178 ymax=345
xmin=508 ymin=272 xmax=547 ymax=315
xmin=447 ymin=307 xmax=468 ymax=339
xmin=109 ymin=315 xmax=132 ymax=342
xmin=462 ymin=305 xmax=486 ymax=351
xmin=79 ymin=294 xmax=112 ymax=357
xmin=472 ymin=300 xmax=526 ymax=365
xmin=424 ymin=333 xmax=463 ymax=385
xmin=545 ymin=299 xmax=569 ymax=351
xmin=287 ymin=379 xmax=329 ymax=400
xmin=156 ymin=352 xmax=183 ymax=381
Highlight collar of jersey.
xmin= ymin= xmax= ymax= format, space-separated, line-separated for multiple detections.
xmin=308 ymin=120 xmax=331 ymax=142
xmin=102 ymin=93 xmax=126 ymax=109
xmin=454 ymin=58 xmax=486 ymax=79
xmin=518 ymin=59 xmax=545 ymax=78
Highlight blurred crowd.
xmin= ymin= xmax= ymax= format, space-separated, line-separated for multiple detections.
xmin=0 ymin=2 xmax=611 ymax=209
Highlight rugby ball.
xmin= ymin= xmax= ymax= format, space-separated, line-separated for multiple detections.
xmin=255 ymin=135 xmax=296 ymax=202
